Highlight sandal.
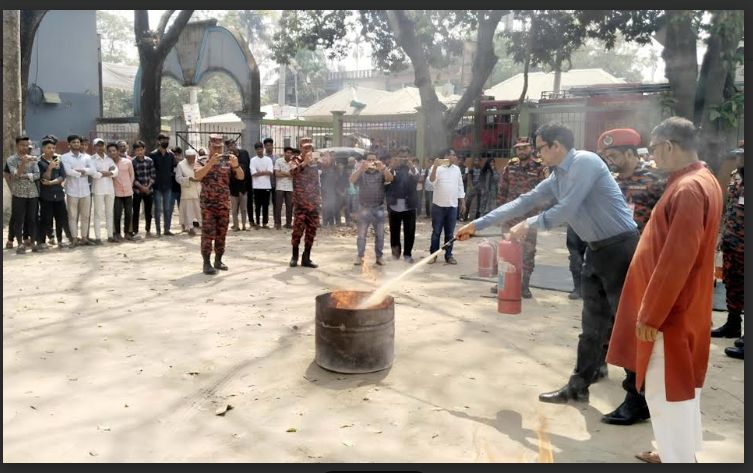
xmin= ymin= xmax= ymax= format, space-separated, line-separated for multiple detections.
xmin=636 ymin=451 xmax=661 ymax=463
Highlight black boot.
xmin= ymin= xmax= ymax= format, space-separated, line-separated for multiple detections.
xmin=725 ymin=337 xmax=744 ymax=359
xmin=601 ymin=400 xmax=650 ymax=425
xmin=521 ymin=273 xmax=532 ymax=299
xmin=301 ymin=245 xmax=318 ymax=268
xmin=203 ymin=255 xmax=217 ymax=275
xmin=290 ymin=246 xmax=299 ymax=267
xmin=214 ymin=254 xmax=228 ymax=271
xmin=711 ymin=312 xmax=742 ymax=338
xmin=591 ymin=363 xmax=608 ymax=382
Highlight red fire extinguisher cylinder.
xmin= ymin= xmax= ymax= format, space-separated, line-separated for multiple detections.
xmin=497 ymin=239 xmax=523 ymax=314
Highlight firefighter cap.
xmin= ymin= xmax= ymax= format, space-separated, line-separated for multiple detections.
xmin=597 ymin=128 xmax=641 ymax=151
xmin=512 ymin=137 xmax=532 ymax=149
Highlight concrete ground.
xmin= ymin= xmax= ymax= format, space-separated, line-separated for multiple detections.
xmin=2 ymin=218 xmax=744 ymax=462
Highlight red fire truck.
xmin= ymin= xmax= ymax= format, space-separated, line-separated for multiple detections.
xmin=452 ymin=84 xmax=668 ymax=158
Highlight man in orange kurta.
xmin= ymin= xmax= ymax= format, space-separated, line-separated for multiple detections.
xmin=607 ymin=117 xmax=722 ymax=463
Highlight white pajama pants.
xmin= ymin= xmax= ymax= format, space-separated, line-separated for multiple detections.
xmin=93 ymin=193 xmax=115 ymax=239
xmin=66 ymin=195 xmax=91 ymax=240
xmin=645 ymin=333 xmax=703 ymax=463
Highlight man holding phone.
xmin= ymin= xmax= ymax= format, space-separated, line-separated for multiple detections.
xmin=289 ymin=138 xmax=322 ymax=268
xmin=194 ymin=134 xmax=244 ymax=274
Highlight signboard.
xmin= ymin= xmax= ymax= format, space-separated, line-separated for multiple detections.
xmin=183 ymin=103 xmax=201 ymax=126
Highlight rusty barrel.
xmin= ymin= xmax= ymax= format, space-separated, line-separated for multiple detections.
xmin=315 ymin=291 xmax=395 ymax=374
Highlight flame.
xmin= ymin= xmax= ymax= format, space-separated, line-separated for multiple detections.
xmin=329 ymin=291 xmax=364 ymax=309
xmin=536 ymin=415 xmax=554 ymax=463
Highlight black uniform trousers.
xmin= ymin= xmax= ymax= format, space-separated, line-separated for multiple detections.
xmin=569 ymin=230 xmax=644 ymax=407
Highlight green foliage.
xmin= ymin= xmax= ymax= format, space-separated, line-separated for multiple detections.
xmin=710 ymin=88 xmax=744 ymax=129
xmin=503 ymin=10 xmax=662 ymax=73
xmin=96 ymin=11 xmax=138 ymax=65
xmin=102 ymin=88 xmax=134 ymax=117
xmin=272 ymin=10 xmax=479 ymax=73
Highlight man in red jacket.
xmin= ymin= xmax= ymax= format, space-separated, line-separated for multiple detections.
xmin=606 ymin=117 xmax=722 ymax=463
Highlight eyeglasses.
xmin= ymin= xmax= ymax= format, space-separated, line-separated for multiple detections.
xmin=647 ymin=140 xmax=673 ymax=154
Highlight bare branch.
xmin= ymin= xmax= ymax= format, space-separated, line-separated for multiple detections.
xmin=157 ymin=10 xmax=176 ymax=38
xmin=444 ymin=10 xmax=504 ymax=130
xmin=156 ymin=10 xmax=194 ymax=55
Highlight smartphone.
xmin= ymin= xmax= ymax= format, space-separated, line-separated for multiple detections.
xmin=435 ymin=158 xmax=450 ymax=167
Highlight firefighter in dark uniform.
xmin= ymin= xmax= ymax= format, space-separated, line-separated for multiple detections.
xmin=194 ymin=134 xmax=244 ymax=275
xmin=599 ymin=128 xmax=666 ymax=235
xmin=495 ymin=137 xmax=548 ymax=298
xmin=596 ymin=128 xmax=667 ymax=424
xmin=715 ymin=145 xmax=744 ymax=359
xmin=289 ymin=138 xmax=322 ymax=268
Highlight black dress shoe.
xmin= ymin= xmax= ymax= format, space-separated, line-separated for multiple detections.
xmin=725 ymin=345 xmax=744 ymax=360
xmin=734 ymin=337 xmax=744 ymax=348
xmin=601 ymin=401 xmax=650 ymax=425
xmin=521 ymin=286 xmax=532 ymax=299
xmin=711 ymin=321 xmax=741 ymax=338
xmin=539 ymin=385 xmax=589 ymax=404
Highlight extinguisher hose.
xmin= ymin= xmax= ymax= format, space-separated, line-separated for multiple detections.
xmin=441 ymin=236 xmax=457 ymax=250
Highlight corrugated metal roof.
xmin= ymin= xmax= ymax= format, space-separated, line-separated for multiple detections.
xmin=484 ymin=68 xmax=626 ymax=101
xmin=301 ymin=85 xmax=392 ymax=118
xmin=362 ymin=87 xmax=461 ymax=115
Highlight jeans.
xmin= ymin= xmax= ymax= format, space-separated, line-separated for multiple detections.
xmin=114 ymin=195 xmax=134 ymax=236
xmin=11 ymin=196 xmax=38 ymax=246
xmin=356 ymin=206 xmax=385 ymax=258
xmin=153 ymin=188 xmax=173 ymax=233
xmin=430 ymin=204 xmax=457 ymax=260
xmin=388 ymin=208 xmax=416 ymax=257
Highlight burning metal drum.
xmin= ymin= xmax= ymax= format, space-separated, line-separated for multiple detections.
xmin=315 ymin=291 xmax=395 ymax=374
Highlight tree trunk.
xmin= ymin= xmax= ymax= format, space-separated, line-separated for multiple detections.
xmin=19 ymin=10 xmax=46 ymax=126
xmin=443 ymin=11 xmax=504 ymax=135
xmin=138 ymin=59 xmax=164 ymax=152
xmin=694 ymin=11 xmax=743 ymax=172
xmin=661 ymin=11 xmax=698 ymax=120
xmin=552 ymin=54 xmax=563 ymax=95
xmin=386 ymin=10 xmax=449 ymax=157
xmin=134 ymin=9 xmax=193 ymax=151
xmin=3 ymin=10 xmax=22 ymax=226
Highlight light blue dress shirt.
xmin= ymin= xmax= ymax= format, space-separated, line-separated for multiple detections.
xmin=474 ymin=148 xmax=636 ymax=242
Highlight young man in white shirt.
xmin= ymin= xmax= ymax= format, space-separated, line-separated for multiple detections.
xmin=60 ymin=134 xmax=98 ymax=246
xmin=273 ymin=146 xmax=295 ymax=229
xmin=174 ymin=148 xmax=202 ymax=235
xmin=90 ymin=139 xmax=119 ymax=244
xmin=250 ymin=141 xmax=274 ymax=229
xmin=428 ymin=148 xmax=466 ymax=264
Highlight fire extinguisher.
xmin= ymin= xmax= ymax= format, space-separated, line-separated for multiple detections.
xmin=497 ymin=239 xmax=523 ymax=314
xmin=478 ymin=239 xmax=497 ymax=278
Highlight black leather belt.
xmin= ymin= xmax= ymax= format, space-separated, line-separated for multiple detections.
xmin=587 ymin=230 xmax=639 ymax=252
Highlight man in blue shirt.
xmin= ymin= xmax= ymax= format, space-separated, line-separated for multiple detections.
xmin=457 ymin=122 xmax=642 ymax=415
